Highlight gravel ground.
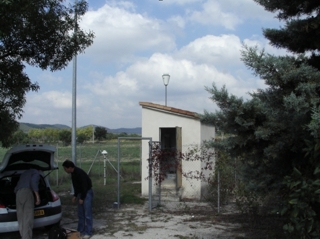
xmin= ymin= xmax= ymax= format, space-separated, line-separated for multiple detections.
xmin=1 ymin=201 xmax=247 ymax=239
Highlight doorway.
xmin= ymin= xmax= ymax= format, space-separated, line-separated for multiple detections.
xmin=159 ymin=127 xmax=182 ymax=188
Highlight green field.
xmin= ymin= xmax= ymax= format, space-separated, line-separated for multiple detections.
xmin=0 ymin=140 xmax=142 ymax=163
xmin=0 ymin=140 xmax=147 ymax=211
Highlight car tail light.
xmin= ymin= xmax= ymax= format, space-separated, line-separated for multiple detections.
xmin=0 ymin=203 xmax=7 ymax=215
xmin=50 ymin=190 xmax=60 ymax=202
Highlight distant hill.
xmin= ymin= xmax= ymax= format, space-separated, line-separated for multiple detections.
xmin=82 ymin=125 xmax=142 ymax=135
xmin=19 ymin=122 xmax=141 ymax=135
xmin=19 ymin=123 xmax=70 ymax=132
xmin=108 ymin=127 xmax=142 ymax=135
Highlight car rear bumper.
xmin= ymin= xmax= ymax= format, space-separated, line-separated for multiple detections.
xmin=0 ymin=213 xmax=62 ymax=233
xmin=0 ymin=205 xmax=62 ymax=233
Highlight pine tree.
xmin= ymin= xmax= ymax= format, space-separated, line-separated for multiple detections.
xmin=203 ymin=1 xmax=320 ymax=237
xmin=256 ymin=0 xmax=320 ymax=68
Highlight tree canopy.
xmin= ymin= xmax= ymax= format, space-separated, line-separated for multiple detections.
xmin=94 ymin=126 xmax=107 ymax=141
xmin=59 ymin=129 xmax=71 ymax=146
xmin=0 ymin=0 xmax=94 ymax=147
xmin=255 ymin=0 xmax=320 ymax=68
xmin=203 ymin=0 xmax=320 ymax=237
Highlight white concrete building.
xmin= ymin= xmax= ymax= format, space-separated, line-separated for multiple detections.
xmin=139 ymin=102 xmax=215 ymax=201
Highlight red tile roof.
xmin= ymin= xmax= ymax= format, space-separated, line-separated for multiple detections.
xmin=139 ymin=102 xmax=200 ymax=119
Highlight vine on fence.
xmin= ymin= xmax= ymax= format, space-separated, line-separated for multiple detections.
xmin=145 ymin=142 xmax=215 ymax=185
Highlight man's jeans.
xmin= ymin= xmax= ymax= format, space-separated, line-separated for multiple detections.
xmin=77 ymin=189 xmax=93 ymax=236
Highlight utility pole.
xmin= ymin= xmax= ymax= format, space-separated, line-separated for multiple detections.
xmin=71 ymin=0 xmax=78 ymax=165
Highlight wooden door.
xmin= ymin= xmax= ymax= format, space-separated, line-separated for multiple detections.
xmin=176 ymin=127 xmax=182 ymax=188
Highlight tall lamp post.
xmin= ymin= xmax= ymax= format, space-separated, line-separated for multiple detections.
xmin=162 ymin=74 xmax=170 ymax=106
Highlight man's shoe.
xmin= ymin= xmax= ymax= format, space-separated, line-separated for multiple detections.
xmin=82 ymin=235 xmax=91 ymax=239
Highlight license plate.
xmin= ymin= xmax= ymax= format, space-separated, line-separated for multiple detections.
xmin=34 ymin=210 xmax=44 ymax=217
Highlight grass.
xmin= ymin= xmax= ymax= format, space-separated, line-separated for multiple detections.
xmin=0 ymin=140 xmax=146 ymax=212
xmin=0 ymin=140 xmax=142 ymax=162
xmin=55 ymin=140 xmax=142 ymax=162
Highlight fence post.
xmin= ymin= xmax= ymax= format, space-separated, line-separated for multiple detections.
xmin=218 ymin=169 xmax=220 ymax=213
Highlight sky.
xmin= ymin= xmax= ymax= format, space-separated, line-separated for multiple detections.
xmin=19 ymin=0 xmax=285 ymax=129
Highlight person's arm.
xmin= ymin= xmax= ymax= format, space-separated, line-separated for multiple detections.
xmin=71 ymin=169 xmax=81 ymax=203
xmin=34 ymin=191 xmax=40 ymax=205
xmin=71 ymin=169 xmax=79 ymax=198
xmin=31 ymin=170 xmax=41 ymax=205
xmin=79 ymin=176 xmax=90 ymax=200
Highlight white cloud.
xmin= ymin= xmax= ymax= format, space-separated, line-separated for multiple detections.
xmin=188 ymin=1 xmax=241 ymax=30
xmin=158 ymin=0 xmax=201 ymax=5
xmin=45 ymin=91 xmax=72 ymax=109
xmin=183 ymin=0 xmax=278 ymax=30
xmin=217 ymin=0 xmax=277 ymax=22
xmin=26 ymin=91 xmax=91 ymax=109
xmin=36 ymin=72 xmax=63 ymax=85
xmin=176 ymin=34 xmax=243 ymax=68
xmin=31 ymin=91 xmax=71 ymax=109
xmin=81 ymin=3 xmax=176 ymax=63
xmin=25 ymin=31 xmax=272 ymax=127
xmin=108 ymin=0 xmax=136 ymax=10
xmin=168 ymin=15 xmax=186 ymax=29
xmin=20 ymin=90 xmax=93 ymax=125
xmin=20 ymin=0 xmax=284 ymax=129
xmin=83 ymin=36 xmax=263 ymax=116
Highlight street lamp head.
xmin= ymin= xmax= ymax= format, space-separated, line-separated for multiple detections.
xmin=101 ymin=150 xmax=108 ymax=155
xmin=162 ymin=74 xmax=170 ymax=86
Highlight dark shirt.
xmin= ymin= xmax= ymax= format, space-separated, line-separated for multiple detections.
xmin=71 ymin=167 xmax=92 ymax=200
